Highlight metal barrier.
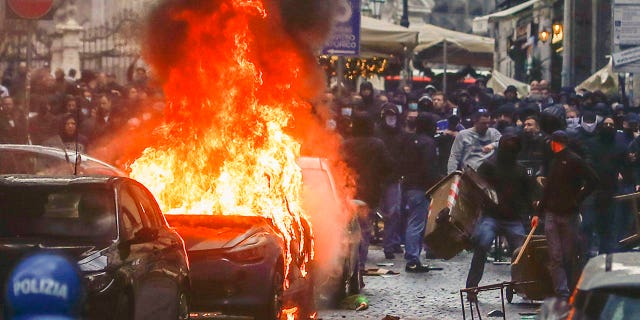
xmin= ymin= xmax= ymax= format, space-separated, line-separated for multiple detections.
xmin=613 ymin=192 xmax=640 ymax=250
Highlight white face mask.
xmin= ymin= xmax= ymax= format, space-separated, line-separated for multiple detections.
xmin=384 ymin=115 xmax=397 ymax=128
xmin=566 ymin=117 xmax=580 ymax=128
xmin=581 ymin=120 xmax=597 ymax=133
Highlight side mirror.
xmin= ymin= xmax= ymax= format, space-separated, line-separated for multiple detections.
xmin=117 ymin=227 xmax=158 ymax=258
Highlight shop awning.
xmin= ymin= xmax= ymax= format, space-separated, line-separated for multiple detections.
xmin=472 ymin=0 xmax=540 ymax=34
xmin=359 ymin=16 xmax=419 ymax=57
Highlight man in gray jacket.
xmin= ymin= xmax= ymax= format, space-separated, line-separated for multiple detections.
xmin=447 ymin=110 xmax=502 ymax=173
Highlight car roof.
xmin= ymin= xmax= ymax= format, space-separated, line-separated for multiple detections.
xmin=0 ymin=174 xmax=122 ymax=187
xmin=577 ymin=252 xmax=640 ymax=291
xmin=0 ymin=144 xmax=127 ymax=176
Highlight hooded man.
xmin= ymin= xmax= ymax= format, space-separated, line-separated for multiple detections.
xmin=533 ymin=130 xmax=599 ymax=300
xmin=374 ymin=103 xmax=408 ymax=259
xmin=465 ymin=134 xmax=537 ymax=302
xmin=397 ymin=112 xmax=440 ymax=272
xmin=359 ymin=81 xmax=379 ymax=119
xmin=341 ymin=112 xmax=393 ymax=272
xmin=581 ymin=117 xmax=628 ymax=255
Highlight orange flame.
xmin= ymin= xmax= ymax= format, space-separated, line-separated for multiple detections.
xmin=127 ymin=0 xmax=330 ymax=284
xmin=282 ymin=307 xmax=298 ymax=320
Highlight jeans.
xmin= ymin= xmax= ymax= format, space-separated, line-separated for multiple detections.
xmin=403 ymin=189 xmax=428 ymax=264
xmin=382 ymin=182 xmax=403 ymax=255
xmin=466 ymin=216 xmax=525 ymax=288
xmin=581 ymin=191 xmax=616 ymax=255
xmin=545 ymin=212 xmax=581 ymax=299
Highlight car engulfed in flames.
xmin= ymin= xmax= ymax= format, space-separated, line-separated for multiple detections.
xmin=120 ymin=0 xmax=347 ymax=319
xmin=164 ymin=214 xmax=314 ymax=320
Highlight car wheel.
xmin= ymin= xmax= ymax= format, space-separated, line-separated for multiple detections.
xmin=348 ymin=266 xmax=362 ymax=295
xmin=113 ymin=292 xmax=133 ymax=320
xmin=506 ymin=285 xmax=514 ymax=304
xmin=177 ymin=289 xmax=189 ymax=320
xmin=256 ymin=269 xmax=283 ymax=320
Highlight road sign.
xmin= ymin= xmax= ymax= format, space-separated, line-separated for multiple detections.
xmin=6 ymin=0 xmax=54 ymax=20
xmin=322 ymin=0 xmax=360 ymax=56
xmin=613 ymin=0 xmax=640 ymax=72
xmin=613 ymin=46 xmax=640 ymax=66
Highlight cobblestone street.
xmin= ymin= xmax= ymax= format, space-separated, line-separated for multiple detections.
xmin=318 ymin=245 xmax=540 ymax=320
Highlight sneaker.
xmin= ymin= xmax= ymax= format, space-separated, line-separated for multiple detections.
xmin=405 ymin=262 xmax=430 ymax=273
xmin=384 ymin=252 xmax=395 ymax=259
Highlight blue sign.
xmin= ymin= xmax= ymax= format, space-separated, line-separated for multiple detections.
xmin=322 ymin=0 xmax=360 ymax=56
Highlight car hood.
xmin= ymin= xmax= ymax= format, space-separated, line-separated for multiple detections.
xmin=165 ymin=214 xmax=272 ymax=251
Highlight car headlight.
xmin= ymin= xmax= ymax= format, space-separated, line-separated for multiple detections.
xmin=226 ymin=233 xmax=268 ymax=263
xmin=85 ymin=271 xmax=115 ymax=293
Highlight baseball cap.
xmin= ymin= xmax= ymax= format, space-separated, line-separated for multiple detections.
xmin=5 ymin=252 xmax=84 ymax=320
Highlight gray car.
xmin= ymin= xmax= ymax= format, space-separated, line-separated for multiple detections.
xmin=539 ymin=252 xmax=640 ymax=319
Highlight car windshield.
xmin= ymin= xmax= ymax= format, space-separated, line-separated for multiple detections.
xmin=576 ymin=289 xmax=640 ymax=320
xmin=0 ymin=185 xmax=117 ymax=242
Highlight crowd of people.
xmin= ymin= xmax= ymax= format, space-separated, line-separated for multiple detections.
xmin=0 ymin=61 xmax=164 ymax=166
xmin=333 ymin=77 xmax=640 ymax=302
xmin=2 ymin=61 xmax=640 ymax=302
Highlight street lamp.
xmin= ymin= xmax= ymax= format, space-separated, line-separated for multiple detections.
xmin=371 ymin=0 xmax=385 ymax=19
xmin=400 ymin=0 xmax=409 ymax=27
xmin=552 ymin=22 xmax=563 ymax=44
xmin=538 ymin=28 xmax=550 ymax=43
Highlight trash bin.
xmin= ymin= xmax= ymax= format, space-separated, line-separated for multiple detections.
xmin=509 ymin=235 xmax=554 ymax=302
xmin=424 ymin=167 xmax=498 ymax=260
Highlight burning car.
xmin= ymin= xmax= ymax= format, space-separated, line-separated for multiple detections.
xmin=297 ymin=157 xmax=362 ymax=306
xmin=164 ymin=214 xmax=314 ymax=320
xmin=0 ymin=175 xmax=190 ymax=320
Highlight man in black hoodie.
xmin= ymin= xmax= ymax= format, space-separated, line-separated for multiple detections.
xmin=397 ymin=112 xmax=440 ymax=272
xmin=533 ymin=130 xmax=599 ymax=300
xmin=341 ymin=112 xmax=393 ymax=272
xmin=465 ymin=134 xmax=537 ymax=301
xmin=374 ymin=103 xmax=408 ymax=259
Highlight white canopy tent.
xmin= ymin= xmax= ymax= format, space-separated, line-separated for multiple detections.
xmin=576 ymin=59 xmax=619 ymax=96
xmin=486 ymin=70 xmax=530 ymax=97
xmin=411 ymin=24 xmax=495 ymax=67
xmin=359 ymin=16 xmax=419 ymax=57
xmin=409 ymin=23 xmax=495 ymax=93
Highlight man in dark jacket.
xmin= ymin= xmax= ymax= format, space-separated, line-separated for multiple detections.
xmin=533 ymin=130 xmax=599 ymax=300
xmin=341 ymin=112 xmax=393 ymax=271
xmin=397 ymin=112 xmax=440 ymax=272
xmin=582 ymin=117 xmax=628 ymax=254
xmin=465 ymin=134 xmax=537 ymax=301
xmin=374 ymin=103 xmax=408 ymax=259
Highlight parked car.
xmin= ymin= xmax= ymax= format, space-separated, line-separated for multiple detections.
xmin=297 ymin=156 xmax=362 ymax=306
xmin=0 ymin=144 xmax=126 ymax=176
xmin=538 ymin=252 xmax=640 ymax=319
xmin=0 ymin=175 xmax=190 ymax=320
xmin=164 ymin=214 xmax=314 ymax=320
